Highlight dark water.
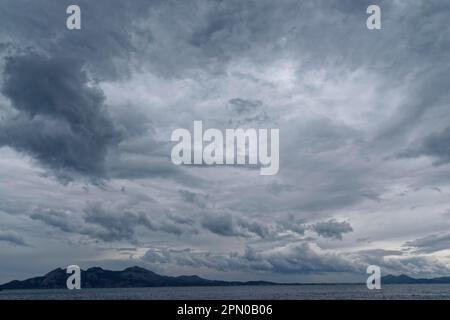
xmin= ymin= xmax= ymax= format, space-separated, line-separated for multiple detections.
xmin=1 ymin=284 xmax=450 ymax=300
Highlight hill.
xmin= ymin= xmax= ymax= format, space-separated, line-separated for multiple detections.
xmin=0 ymin=266 xmax=276 ymax=290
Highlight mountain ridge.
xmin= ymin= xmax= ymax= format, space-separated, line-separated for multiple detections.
xmin=381 ymin=274 xmax=450 ymax=284
xmin=0 ymin=266 xmax=277 ymax=290
xmin=1 ymin=267 xmax=448 ymax=290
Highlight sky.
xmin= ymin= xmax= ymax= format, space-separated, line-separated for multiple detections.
xmin=0 ymin=0 xmax=450 ymax=284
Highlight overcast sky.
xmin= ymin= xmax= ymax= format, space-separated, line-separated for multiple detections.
xmin=1 ymin=0 xmax=450 ymax=284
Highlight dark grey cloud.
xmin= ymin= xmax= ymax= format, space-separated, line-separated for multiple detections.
xmin=238 ymin=218 xmax=272 ymax=239
xmin=381 ymin=256 xmax=450 ymax=277
xmin=28 ymin=201 xmax=351 ymax=244
xmin=143 ymin=243 xmax=360 ymax=274
xmin=107 ymin=154 xmax=207 ymax=187
xmin=201 ymin=214 xmax=235 ymax=237
xmin=29 ymin=201 xmax=200 ymax=243
xmin=277 ymin=214 xmax=307 ymax=235
xmin=0 ymin=53 xmax=120 ymax=178
xmin=29 ymin=208 xmax=75 ymax=233
xmin=0 ymin=0 xmax=156 ymax=79
xmin=178 ymin=189 xmax=209 ymax=209
xmin=228 ymin=98 xmax=263 ymax=115
xmin=30 ymin=206 xmax=138 ymax=242
xmin=404 ymin=232 xmax=450 ymax=253
xmin=225 ymin=98 xmax=270 ymax=127
xmin=83 ymin=203 xmax=154 ymax=241
xmin=0 ymin=231 xmax=28 ymax=247
xmin=311 ymin=220 xmax=353 ymax=240
xmin=265 ymin=182 xmax=295 ymax=196
xmin=401 ymin=126 xmax=450 ymax=165
xmin=142 ymin=244 xmax=450 ymax=278
xmin=356 ymin=237 xmax=372 ymax=244
xmin=0 ymin=1 xmax=169 ymax=181
xmin=201 ymin=214 xmax=273 ymax=239
xmin=350 ymin=249 xmax=450 ymax=277
xmin=357 ymin=249 xmax=403 ymax=258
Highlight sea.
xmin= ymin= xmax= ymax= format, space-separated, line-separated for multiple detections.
xmin=1 ymin=284 xmax=450 ymax=300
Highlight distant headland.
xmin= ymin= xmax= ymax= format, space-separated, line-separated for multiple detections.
xmin=1 ymin=267 xmax=448 ymax=290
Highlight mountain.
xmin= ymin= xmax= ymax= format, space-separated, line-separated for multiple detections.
xmin=381 ymin=274 xmax=450 ymax=284
xmin=0 ymin=266 xmax=277 ymax=290
xmin=2 ymin=268 xmax=449 ymax=290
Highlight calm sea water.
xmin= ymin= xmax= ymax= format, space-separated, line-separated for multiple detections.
xmin=1 ymin=284 xmax=450 ymax=300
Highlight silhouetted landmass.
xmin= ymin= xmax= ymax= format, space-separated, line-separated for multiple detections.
xmin=1 ymin=267 xmax=449 ymax=291
xmin=0 ymin=266 xmax=277 ymax=290
xmin=381 ymin=274 xmax=450 ymax=284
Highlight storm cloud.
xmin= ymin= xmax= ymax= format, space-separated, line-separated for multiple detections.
xmin=142 ymin=243 xmax=361 ymax=274
xmin=311 ymin=220 xmax=353 ymax=240
xmin=404 ymin=232 xmax=450 ymax=253
xmin=402 ymin=126 xmax=450 ymax=166
xmin=1 ymin=53 xmax=120 ymax=178
xmin=0 ymin=231 xmax=28 ymax=247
